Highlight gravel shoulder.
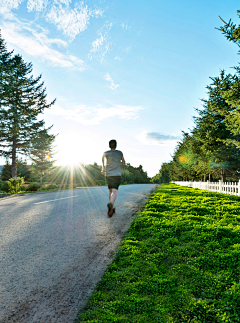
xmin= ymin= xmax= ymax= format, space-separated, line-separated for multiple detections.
xmin=0 ymin=184 xmax=157 ymax=323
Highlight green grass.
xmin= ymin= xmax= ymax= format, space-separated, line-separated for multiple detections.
xmin=76 ymin=184 xmax=240 ymax=323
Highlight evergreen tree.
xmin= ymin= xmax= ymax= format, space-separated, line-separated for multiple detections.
xmin=17 ymin=158 xmax=31 ymax=181
xmin=216 ymin=14 xmax=240 ymax=142
xmin=29 ymin=128 xmax=56 ymax=190
xmin=159 ymin=162 xmax=171 ymax=183
xmin=209 ymin=72 xmax=240 ymax=148
xmin=170 ymin=133 xmax=198 ymax=181
xmin=0 ymin=33 xmax=56 ymax=177
xmin=123 ymin=163 xmax=149 ymax=183
xmin=0 ymin=160 xmax=12 ymax=181
xmin=0 ymin=158 xmax=32 ymax=181
xmin=192 ymin=75 xmax=240 ymax=181
xmin=0 ymin=30 xmax=12 ymax=104
xmin=155 ymin=11 xmax=240 ymax=183
xmin=168 ymin=72 xmax=240 ymax=183
xmin=151 ymin=162 xmax=172 ymax=183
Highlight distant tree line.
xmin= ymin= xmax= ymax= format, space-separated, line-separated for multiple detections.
xmin=122 ymin=164 xmax=150 ymax=184
xmin=0 ymin=160 xmax=150 ymax=192
xmin=152 ymin=12 xmax=240 ymax=184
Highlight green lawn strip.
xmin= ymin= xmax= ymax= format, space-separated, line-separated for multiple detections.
xmin=77 ymin=184 xmax=240 ymax=323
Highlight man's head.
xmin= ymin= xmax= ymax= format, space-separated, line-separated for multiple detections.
xmin=109 ymin=139 xmax=117 ymax=150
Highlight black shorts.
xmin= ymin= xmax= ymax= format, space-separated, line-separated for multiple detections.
xmin=106 ymin=176 xmax=121 ymax=190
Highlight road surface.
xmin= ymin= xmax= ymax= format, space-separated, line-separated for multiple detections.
xmin=0 ymin=184 xmax=157 ymax=323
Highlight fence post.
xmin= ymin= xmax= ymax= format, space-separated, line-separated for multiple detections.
xmin=238 ymin=180 xmax=240 ymax=196
xmin=206 ymin=180 xmax=209 ymax=191
xmin=219 ymin=180 xmax=222 ymax=193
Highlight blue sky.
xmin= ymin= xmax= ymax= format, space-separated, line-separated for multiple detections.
xmin=0 ymin=0 xmax=240 ymax=176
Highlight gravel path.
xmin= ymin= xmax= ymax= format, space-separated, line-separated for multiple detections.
xmin=0 ymin=184 xmax=157 ymax=323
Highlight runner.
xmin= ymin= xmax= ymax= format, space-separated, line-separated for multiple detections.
xmin=102 ymin=139 xmax=125 ymax=217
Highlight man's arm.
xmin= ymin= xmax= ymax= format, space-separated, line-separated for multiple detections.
xmin=121 ymin=153 xmax=126 ymax=166
xmin=102 ymin=153 xmax=106 ymax=174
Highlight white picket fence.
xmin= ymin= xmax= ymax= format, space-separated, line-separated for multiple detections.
xmin=172 ymin=180 xmax=240 ymax=196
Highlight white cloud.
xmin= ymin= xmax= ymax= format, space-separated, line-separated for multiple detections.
xmin=124 ymin=45 xmax=132 ymax=53
xmin=147 ymin=132 xmax=182 ymax=142
xmin=90 ymin=34 xmax=104 ymax=53
xmin=1 ymin=20 xmax=85 ymax=70
xmin=137 ymin=131 xmax=182 ymax=146
xmin=113 ymin=45 xmax=132 ymax=62
xmin=99 ymin=42 xmax=110 ymax=61
xmin=46 ymin=1 xmax=104 ymax=40
xmin=0 ymin=0 xmax=23 ymax=14
xmin=0 ymin=0 xmax=104 ymax=40
xmin=88 ymin=22 xmax=112 ymax=61
xmin=88 ymin=34 xmax=110 ymax=61
xmin=45 ymin=104 xmax=143 ymax=125
xmin=27 ymin=0 xmax=48 ymax=12
xmin=54 ymin=0 xmax=71 ymax=5
xmin=104 ymin=73 xmax=119 ymax=90
xmin=121 ymin=23 xmax=131 ymax=30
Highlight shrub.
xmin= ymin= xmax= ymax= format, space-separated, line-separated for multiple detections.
xmin=44 ymin=184 xmax=58 ymax=190
xmin=6 ymin=177 xmax=24 ymax=193
xmin=26 ymin=183 xmax=40 ymax=191
xmin=1 ymin=181 xmax=10 ymax=192
xmin=96 ymin=180 xmax=106 ymax=186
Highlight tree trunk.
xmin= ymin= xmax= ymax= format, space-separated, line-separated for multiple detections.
xmin=40 ymin=171 xmax=43 ymax=190
xmin=12 ymin=140 xmax=17 ymax=178
xmin=209 ymin=173 xmax=212 ymax=181
xmin=221 ymin=169 xmax=226 ymax=182
xmin=204 ymin=174 xmax=206 ymax=182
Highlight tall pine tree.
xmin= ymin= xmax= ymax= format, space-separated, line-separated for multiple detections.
xmin=192 ymin=73 xmax=240 ymax=181
xmin=215 ymin=13 xmax=240 ymax=142
xmin=0 ymin=32 xmax=55 ymax=178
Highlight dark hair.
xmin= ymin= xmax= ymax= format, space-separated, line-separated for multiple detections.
xmin=109 ymin=139 xmax=117 ymax=149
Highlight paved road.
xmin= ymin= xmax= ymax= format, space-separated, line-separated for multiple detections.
xmin=0 ymin=184 xmax=157 ymax=323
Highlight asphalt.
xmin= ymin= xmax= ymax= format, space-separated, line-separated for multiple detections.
xmin=0 ymin=184 xmax=157 ymax=323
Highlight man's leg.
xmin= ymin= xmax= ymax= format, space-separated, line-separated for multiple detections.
xmin=110 ymin=188 xmax=118 ymax=207
xmin=109 ymin=188 xmax=112 ymax=202
xmin=107 ymin=178 xmax=114 ymax=217
xmin=107 ymin=188 xmax=117 ymax=217
xmin=107 ymin=177 xmax=120 ymax=217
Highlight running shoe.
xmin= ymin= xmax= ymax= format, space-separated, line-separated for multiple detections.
xmin=113 ymin=208 xmax=115 ymax=214
xmin=107 ymin=203 xmax=113 ymax=217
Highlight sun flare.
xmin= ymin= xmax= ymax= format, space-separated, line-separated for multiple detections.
xmin=55 ymin=132 xmax=105 ymax=167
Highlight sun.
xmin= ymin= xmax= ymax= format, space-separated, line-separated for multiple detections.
xmin=54 ymin=131 xmax=105 ymax=167
xmin=57 ymin=153 xmax=82 ymax=167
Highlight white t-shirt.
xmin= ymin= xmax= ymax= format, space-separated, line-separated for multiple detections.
xmin=103 ymin=150 xmax=122 ymax=176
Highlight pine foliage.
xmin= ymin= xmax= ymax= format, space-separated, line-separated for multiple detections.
xmin=29 ymin=128 xmax=56 ymax=189
xmin=0 ymin=31 xmax=56 ymax=177
xmin=153 ymin=11 xmax=240 ymax=183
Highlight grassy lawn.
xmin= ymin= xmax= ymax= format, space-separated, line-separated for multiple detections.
xmin=77 ymin=184 xmax=240 ymax=323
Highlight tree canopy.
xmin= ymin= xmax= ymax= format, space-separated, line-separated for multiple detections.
xmin=0 ymin=31 xmax=56 ymax=177
xmin=152 ymin=11 xmax=240 ymax=183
